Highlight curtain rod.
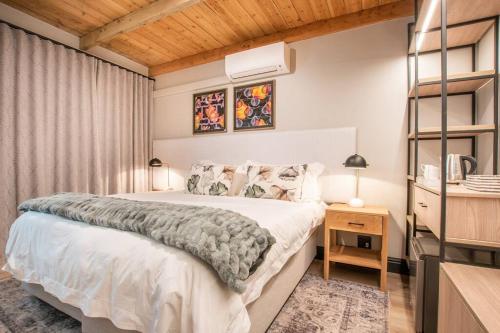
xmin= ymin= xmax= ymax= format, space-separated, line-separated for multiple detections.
xmin=0 ymin=20 xmax=155 ymax=81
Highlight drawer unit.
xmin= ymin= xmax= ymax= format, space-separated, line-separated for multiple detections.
xmin=324 ymin=204 xmax=389 ymax=291
xmin=327 ymin=212 xmax=382 ymax=235
xmin=446 ymin=197 xmax=500 ymax=247
xmin=414 ymin=183 xmax=500 ymax=247
xmin=413 ymin=185 xmax=440 ymax=237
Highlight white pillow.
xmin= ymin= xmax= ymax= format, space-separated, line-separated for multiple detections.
xmin=242 ymin=160 xmax=324 ymax=202
xmin=301 ymin=162 xmax=325 ymax=202
xmin=184 ymin=162 xmax=235 ymax=196
xmin=239 ymin=164 xmax=308 ymax=201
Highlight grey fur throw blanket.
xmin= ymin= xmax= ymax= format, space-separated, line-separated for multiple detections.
xmin=18 ymin=193 xmax=276 ymax=293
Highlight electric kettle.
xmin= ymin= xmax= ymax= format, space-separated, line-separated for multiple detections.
xmin=446 ymin=154 xmax=477 ymax=183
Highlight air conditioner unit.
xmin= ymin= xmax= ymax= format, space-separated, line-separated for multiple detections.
xmin=225 ymin=42 xmax=291 ymax=82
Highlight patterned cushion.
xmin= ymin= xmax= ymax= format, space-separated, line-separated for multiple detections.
xmin=239 ymin=164 xmax=307 ymax=201
xmin=185 ymin=163 xmax=235 ymax=196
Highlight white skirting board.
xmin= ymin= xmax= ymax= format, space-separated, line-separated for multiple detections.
xmin=153 ymin=127 xmax=357 ymax=203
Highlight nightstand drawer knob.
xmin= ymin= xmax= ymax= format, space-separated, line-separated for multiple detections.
xmin=348 ymin=222 xmax=365 ymax=227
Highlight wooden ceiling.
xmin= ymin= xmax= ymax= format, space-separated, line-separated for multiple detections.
xmin=2 ymin=0 xmax=413 ymax=76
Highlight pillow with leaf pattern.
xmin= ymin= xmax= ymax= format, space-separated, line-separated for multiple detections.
xmin=185 ymin=163 xmax=235 ymax=196
xmin=239 ymin=164 xmax=307 ymax=201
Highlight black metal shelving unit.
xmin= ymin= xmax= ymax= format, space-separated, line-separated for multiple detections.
xmin=405 ymin=0 xmax=500 ymax=261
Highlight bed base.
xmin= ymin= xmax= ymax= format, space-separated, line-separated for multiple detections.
xmin=23 ymin=229 xmax=318 ymax=333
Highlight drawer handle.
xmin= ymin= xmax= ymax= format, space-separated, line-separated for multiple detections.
xmin=348 ymin=222 xmax=365 ymax=227
xmin=417 ymin=202 xmax=428 ymax=208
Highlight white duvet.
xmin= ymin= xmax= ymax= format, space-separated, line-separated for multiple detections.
xmin=3 ymin=191 xmax=325 ymax=333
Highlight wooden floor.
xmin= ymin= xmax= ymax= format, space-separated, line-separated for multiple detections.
xmin=313 ymin=260 xmax=414 ymax=333
xmin=0 ymin=262 xmax=413 ymax=332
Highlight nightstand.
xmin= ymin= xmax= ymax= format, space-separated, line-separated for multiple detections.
xmin=323 ymin=203 xmax=389 ymax=291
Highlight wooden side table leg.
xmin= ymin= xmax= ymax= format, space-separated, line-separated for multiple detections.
xmin=324 ymin=226 xmax=330 ymax=280
xmin=380 ymin=216 xmax=388 ymax=291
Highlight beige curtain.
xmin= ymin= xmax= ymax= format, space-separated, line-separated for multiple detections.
xmin=0 ymin=23 xmax=153 ymax=264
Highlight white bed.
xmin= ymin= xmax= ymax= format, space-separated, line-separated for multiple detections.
xmin=3 ymin=191 xmax=325 ymax=333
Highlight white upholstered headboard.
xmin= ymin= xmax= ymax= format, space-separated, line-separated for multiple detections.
xmin=152 ymin=127 xmax=357 ymax=203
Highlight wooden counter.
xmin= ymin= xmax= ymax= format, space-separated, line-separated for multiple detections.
xmin=413 ymin=183 xmax=500 ymax=248
xmin=439 ymin=263 xmax=500 ymax=333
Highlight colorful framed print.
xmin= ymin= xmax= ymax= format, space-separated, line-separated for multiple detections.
xmin=233 ymin=80 xmax=275 ymax=131
xmin=193 ymin=89 xmax=227 ymax=135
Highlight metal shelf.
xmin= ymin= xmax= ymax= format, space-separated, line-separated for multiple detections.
xmin=408 ymin=124 xmax=495 ymax=139
xmin=409 ymin=19 xmax=494 ymax=54
xmin=414 ymin=0 xmax=500 ymax=32
xmin=405 ymin=0 xmax=499 ymax=264
xmin=408 ymin=70 xmax=494 ymax=97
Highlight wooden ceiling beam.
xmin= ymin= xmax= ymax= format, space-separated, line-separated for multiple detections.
xmin=80 ymin=0 xmax=200 ymax=50
xmin=149 ymin=0 xmax=413 ymax=76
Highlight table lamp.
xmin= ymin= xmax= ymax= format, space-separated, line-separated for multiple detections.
xmin=343 ymin=154 xmax=368 ymax=208
xmin=149 ymin=157 xmax=171 ymax=190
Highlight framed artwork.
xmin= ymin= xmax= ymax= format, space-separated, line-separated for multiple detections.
xmin=233 ymin=80 xmax=275 ymax=131
xmin=193 ymin=89 xmax=227 ymax=135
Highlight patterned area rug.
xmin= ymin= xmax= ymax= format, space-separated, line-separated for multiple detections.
xmin=0 ymin=271 xmax=388 ymax=333
xmin=0 ymin=279 xmax=80 ymax=333
xmin=268 ymin=272 xmax=389 ymax=333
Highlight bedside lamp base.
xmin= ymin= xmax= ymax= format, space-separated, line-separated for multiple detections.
xmin=348 ymin=198 xmax=365 ymax=208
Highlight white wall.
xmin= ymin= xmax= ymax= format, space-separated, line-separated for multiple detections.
xmin=0 ymin=3 xmax=148 ymax=76
xmin=153 ymin=18 xmax=411 ymax=259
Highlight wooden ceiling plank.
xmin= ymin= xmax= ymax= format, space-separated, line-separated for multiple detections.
xmin=228 ymin=0 xmax=268 ymax=37
xmin=108 ymin=33 xmax=174 ymax=65
xmin=271 ymin=0 xmax=304 ymax=28
xmin=158 ymin=14 xmax=220 ymax=51
xmin=362 ymin=0 xmax=382 ymax=10
xmin=136 ymin=25 xmax=194 ymax=57
xmin=341 ymin=0 xmax=363 ymax=15
xmin=203 ymin=0 xmax=264 ymax=39
xmin=170 ymin=12 xmax=225 ymax=49
xmin=308 ymin=0 xmax=332 ymax=20
xmin=148 ymin=19 xmax=205 ymax=54
xmin=202 ymin=0 xmax=254 ymax=40
xmin=123 ymin=27 xmax=185 ymax=59
xmin=79 ymin=0 xmax=201 ymax=50
xmin=57 ymin=0 xmax=115 ymax=28
xmin=101 ymin=0 xmax=154 ymax=17
xmin=254 ymin=0 xmax=290 ymax=31
xmin=181 ymin=5 xmax=243 ymax=45
xmin=122 ymin=32 xmax=178 ymax=61
xmin=199 ymin=1 xmax=251 ymax=40
xmin=380 ymin=0 xmax=398 ymax=4
xmin=0 ymin=0 xmax=92 ymax=35
xmin=237 ymin=1 xmax=280 ymax=34
xmin=150 ymin=0 xmax=413 ymax=75
xmin=104 ymin=36 xmax=165 ymax=66
xmin=290 ymin=0 xmax=316 ymax=24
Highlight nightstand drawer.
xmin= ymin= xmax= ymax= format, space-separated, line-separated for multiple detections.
xmin=328 ymin=212 xmax=383 ymax=235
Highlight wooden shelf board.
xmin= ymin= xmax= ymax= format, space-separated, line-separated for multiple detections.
xmin=408 ymin=175 xmax=415 ymax=181
xmin=415 ymin=0 xmax=500 ymax=32
xmin=409 ymin=70 xmax=495 ymax=97
xmin=409 ymin=19 xmax=494 ymax=53
xmin=407 ymin=214 xmax=429 ymax=231
xmin=329 ymin=245 xmax=382 ymax=269
xmin=441 ymin=262 xmax=500 ymax=333
xmin=415 ymin=182 xmax=500 ymax=199
xmin=408 ymin=124 xmax=495 ymax=139
xmin=447 ymin=238 xmax=500 ymax=249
